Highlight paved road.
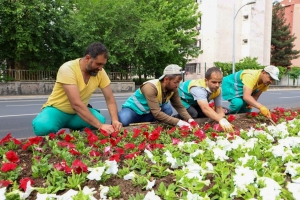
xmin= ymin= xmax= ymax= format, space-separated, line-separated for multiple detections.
xmin=0 ymin=89 xmax=299 ymax=139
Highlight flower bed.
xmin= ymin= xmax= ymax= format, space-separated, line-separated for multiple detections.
xmin=1 ymin=108 xmax=300 ymax=200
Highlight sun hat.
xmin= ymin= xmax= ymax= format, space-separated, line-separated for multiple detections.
xmin=158 ymin=64 xmax=185 ymax=80
xmin=264 ymin=65 xmax=279 ymax=81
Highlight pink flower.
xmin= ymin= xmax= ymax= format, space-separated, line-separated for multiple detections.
xmin=5 ymin=150 xmax=19 ymax=163
xmin=172 ymin=138 xmax=181 ymax=145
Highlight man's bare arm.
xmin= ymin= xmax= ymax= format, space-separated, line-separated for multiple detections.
xmin=198 ymin=100 xmax=223 ymax=122
xmin=243 ymin=85 xmax=263 ymax=109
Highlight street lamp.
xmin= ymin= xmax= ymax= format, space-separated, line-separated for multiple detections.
xmin=232 ymin=0 xmax=256 ymax=74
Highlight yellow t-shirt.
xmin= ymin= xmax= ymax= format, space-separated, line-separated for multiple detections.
xmin=241 ymin=69 xmax=269 ymax=92
xmin=43 ymin=58 xmax=111 ymax=114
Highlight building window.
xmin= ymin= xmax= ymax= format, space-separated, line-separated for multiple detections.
xmin=185 ymin=63 xmax=197 ymax=74
xmin=243 ymin=15 xmax=249 ymax=20
xmin=199 ymin=39 xmax=201 ymax=49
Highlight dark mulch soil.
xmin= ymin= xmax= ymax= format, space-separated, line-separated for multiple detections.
xmin=1 ymin=112 xmax=291 ymax=199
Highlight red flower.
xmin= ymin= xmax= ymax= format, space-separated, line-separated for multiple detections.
xmin=19 ymin=178 xmax=34 ymax=191
xmin=87 ymin=133 xmax=98 ymax=144
xmin=125 ymin=143 xmax=135 ymax=150
xmin=208 ymin=102 xmax=215 ymax=108
xmin=167 ymin=127 xmax=176 ymax=134
xmin=125 ymin=152 xmax=139 ymax=160
xmin=251 ymin=112 xmax=259 ymax=117
xmin=11 ymin=138 xmax=22 ymax=145
xmin=57 ymin=129 xmax=66 ymax=136
xmin=213 ymin=124 xmax=223 ymax=132
xmin=109 ymin=154 xmax=120 ymax=162
xmin=111 ymin=131 xmax=119 ymax=138
xmin=69 ymin=149 xmax=81 ymax=155
xmin=89 ymin=150 xmax=101 ymax=157
xmin=1 ymin=163 xmax=17 ymax=172
xmin=110 ymin=138 xmax=118 ymax=147
xmin=0 ymin=180 xmax=12 ymax=188
xmin=57 ymin=141 xmax=76 ymax=149
xmin=64 ymin=134 xmax=75 ymax=142
xmin=122 ymin=129 xmax=128 ymax=138
xmin=194 ymin=129 xmax=206 ymax=141
xmin=5 ymin=150 xmax=19 ymax=163
xmin=0 ymin=133 xmax=12 ymax=144
xmin=149 ymin=130 xmax=160 ymax=141
xmin=72 ymin=160 xmax=88 ymax=174
xmin=138 ymin=141 xmax=146 ymax=150
xmin=132 ymin=128 xmax=141 ymax=138
xmin=22 ymin=136 xmax=44 ymax=149
xmin=100 ymin=139 xmax=108 ymax=144
xmin=190 ymin=120 xmax=199 ymax=127
xmin=115 ymin=147 xmax=125 ymax=154
xmin=100 ymin=129 xmax=109 ymax=137
xmin=227 ymin=115 xmax=236 ymax=122
xmin=203 ymin=123 xmax=211 ymax=131
xmin=48 ymin=133 xmax=56 ymax=140
xmin=83 ymin=127 xmax=93 ymax=135
xmin=211 ymin=132 xmax=218 ymax=138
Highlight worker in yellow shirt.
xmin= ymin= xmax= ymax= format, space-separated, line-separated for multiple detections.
xmin=32 ymin=42 xmax=122 ymax=136
xmin=222 ymin=65 xmax=279 ymax=118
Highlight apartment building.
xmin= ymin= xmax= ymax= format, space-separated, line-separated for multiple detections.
xmin=281 ymin=0 xmax=300 ymax=67
xmin=186 ymin=0 xmax=273 ymax=79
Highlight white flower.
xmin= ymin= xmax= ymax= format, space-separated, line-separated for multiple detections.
xmin=21 ymin=182 xmax=35 ymax=199
xmin=231 ymin=136 xmax=246 ymax=149
xmin=213 ymin=147 xmax=229 ymax=161
xmin=105 ymin=160 xmax=118 ymax=174
xmin=144 ymin=149 xmax=156 ymax=163
xmin=186 ymin=191 xmax=202 ymax=200
xmin=144 ymin=190 xmax=161 ymax=200
xmin=124 ymin=171 xmax=136 ymax=180
xmin=146 ymin=179 xmax=156 ymax=190
xmin=284 ymin=162 xmax=300 ymax=177
xmin=257 ymin=177 xmax=281 ymax=200
xmin=87 ymin=166 xmax=106 ymax=181
xmin=216 ymin=138 xmax=232 ymax=152
xmin=190 ymin=149 xmax=203 ymax=158
xmin=243 ymin=138 xmax=258 ymax=149
xmin=233 ymin=166 xmax=257 ymax=191
xmin=238 ymin=153 xmax=257 ymax=165
xmin=164 ymin=150 xmax=179 ymax=169
xmin=204 ymin=138 xmax=216 ymax=148
xmin=82 ymin=186 xmax=97 ymax=200
xmin=267 ymin=123 xmax=289 ymax=138
xmin=287 ymin=182 xmax=300 ymax=200
xmin=205 ymin=162 xmax=214 ymax=171
xmin=57 ymin=189 xmax=78 ymax=200
xmin=0 ymin=187 xmax=6 ymax=200
xmin=36 ymin=193 xmax=57 ymax=200
xmin=278 ymin=137 xmax=300 ymax=148
xmin=99 ymin=185 xmax=109 ymax=200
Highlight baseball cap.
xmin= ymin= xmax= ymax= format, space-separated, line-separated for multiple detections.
xmin=264 ymin=65 xmax=279 ymax=81
xmin=158 ymin=64 xmax=185 ymax=80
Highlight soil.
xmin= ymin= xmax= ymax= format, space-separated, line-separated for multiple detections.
xmin=1 ymin=112 xmax=294 ymax=199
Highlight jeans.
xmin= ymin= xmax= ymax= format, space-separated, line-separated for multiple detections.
xmin=32 ymin=106 xmax=106 ymax=136
xmin=118 ymin=103 xmax=173 ymax=126
xmin=173 ymin=104 xmax=206 ymax=119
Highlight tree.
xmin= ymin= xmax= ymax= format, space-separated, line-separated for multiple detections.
xmin=271 ymin=3 xmax=300 ymax=67
xmin=0 ymin=0 xmax=76 ymax=71
xmin=288 ymin=67 xmax=300 ymax=86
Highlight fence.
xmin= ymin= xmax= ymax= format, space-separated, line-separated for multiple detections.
xmin=0 ymin=69 xmax=132 ymax=82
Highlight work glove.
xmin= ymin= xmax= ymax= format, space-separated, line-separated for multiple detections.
xmin=177 ymin=120 xmax=191 ymax=129
xmin=259 ymin=105 xmax=271 ymax=118
xmin=219 ymin=118 xmax=234 ymax=133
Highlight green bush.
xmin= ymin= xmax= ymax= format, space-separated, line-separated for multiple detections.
xmin=132 ymin=77 xmax=153 ymax=85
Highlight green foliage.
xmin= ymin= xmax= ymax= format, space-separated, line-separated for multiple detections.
xmin=271 ymin=3 xmax=300 ymax=67
xmin=108 ymin=185 xmax=121 ymax=198
xmin=288 ymin=67 xmax=300 ymax=85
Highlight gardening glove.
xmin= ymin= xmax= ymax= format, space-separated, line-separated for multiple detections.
xmin=177 ymin=120 xmax=191 ymax=129
xmin=219 ymin=118 xmax=234 ymax=133
xmin=246 ymin=104 xmax=252 ymax=109
xmin=259 ymin=105 xmax=271 ymax=118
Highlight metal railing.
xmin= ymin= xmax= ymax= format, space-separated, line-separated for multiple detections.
xmin=0 ymin=69 xmax=132 ymax=82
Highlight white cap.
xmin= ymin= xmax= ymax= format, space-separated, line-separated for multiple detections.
xmin=264 ymin=65 xmax=279 ymax=81
xmin=158 ymin=64 xmax=185 ymax=80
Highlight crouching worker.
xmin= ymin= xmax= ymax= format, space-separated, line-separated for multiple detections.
xmin=32 ymin=42 xmax=122 ymax=136
xmin=222 ymin=65 xmax=279 ymax=118
xmin=175 ymin=67 xmax=233 ymax=132
xmin=118 ymin=64 xmax=197 ymax=128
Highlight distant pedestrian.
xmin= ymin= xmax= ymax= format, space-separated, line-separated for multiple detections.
xmin=32 ymin=42 xmax=122 ymax=136
xmin=118 ymin=64 xmax=197 ymax=128
xmin=175 ymin=67 xmax=233 ymax=132
xmin=222 ymin=65 xmax=279 ymax=117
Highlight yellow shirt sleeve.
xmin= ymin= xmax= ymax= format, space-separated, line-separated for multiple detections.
xmin=241 ymin=69 xmax=268 ymax=92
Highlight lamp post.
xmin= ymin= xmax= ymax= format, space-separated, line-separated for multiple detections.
xmin=232 ymin=1 xmax=256 ymax=74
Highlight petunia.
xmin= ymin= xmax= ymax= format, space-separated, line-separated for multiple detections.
xmin=19 ymin=177 xmax=34 ymax=191
xmin=105 ymin=160 xmax=118 ymax=175
xmin=0 ymin=133 xmax=12 ymax=144
xmin=145 ymin=179 xmax=156 ymax=190
xmin=132 ymin=128 xmax=141 ymax=138
xmin=213 ymin=148 xmax=229 ymax=161
xmin=164 ymin=150 xmax=179 ymax=169
xmin=144 ymin=149 xmax=156 ymax=163
xmin=284 ymin=162 xmax=300 ymax=177
xmin=0 ymin=180 xmax=12 ymax=188
xmin=36 ymin=193 xmax=58 ymax=200
xmin=5 ymin=150 xmax=19 ymax=163
xmin=71 ymin=159 xmax=88 ymax=174
xmin=82 ymin=186 xmax=97 ymax=200
xmin=57 ymin=189 xmax=78 ymax=200
xmin=124 ymin=143 xmax=135 ymax=150
xmin=190 ymin=149 xmax=204 ymax=158
xmin=99 ymin=185 xmax=109 ymax=200
xmin=69 ymin=148 xmax=80 ymax=156
xmin=87 ymin=166 xmax=106 ymax=181
xmin=89 ymin=150 xmax=101 ymax=157
xmin=233 ymin=166 xmax=257 ymax=191
xmin=1 ymin=162 xmax=17 ymax=172
xmin=124 ymin=171 xmax=136 ymax=180
xmin=109 ymin=154 xmax=120 ymax=162
xmin=287 ymin=182 xmax=300 ymax=200
xmin=144 ymin=190 xmax=161 ymax=200
xmin=0 ymin=187 xmax=6 ymax=200
xmin=257 ymin=177 xmax=281 ymax=200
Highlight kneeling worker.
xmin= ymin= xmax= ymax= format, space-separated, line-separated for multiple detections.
xmin=118 ymin=64 xmax=197 ymax=128
xmin=176 ymin=67 xmax=233 ymax=132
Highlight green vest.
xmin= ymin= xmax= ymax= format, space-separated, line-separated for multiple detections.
xmin=178 ymin=79 xmax=221 ymax=109
xmin=122 ymin=79 xmax=174 ymax=115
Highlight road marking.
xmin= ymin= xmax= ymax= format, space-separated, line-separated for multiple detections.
xmin=280 ymin=96 xmax=300 ymax=98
